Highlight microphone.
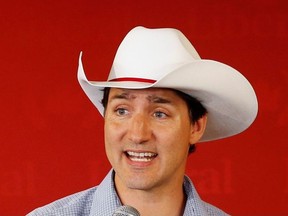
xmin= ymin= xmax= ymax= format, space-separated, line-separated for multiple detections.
xmin=112 ymin=205 xmax=140 ymax=216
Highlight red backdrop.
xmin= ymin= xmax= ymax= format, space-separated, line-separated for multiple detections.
xmin=1 ymin=0 xmax=287 ymax=215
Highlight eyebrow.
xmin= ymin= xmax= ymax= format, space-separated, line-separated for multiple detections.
xmin=110 ymin=92 xmax=172 ymax=104
xmin=110 ymin=92 xmax=130 ymax=100
xmin=147 ymin=95 xmax=172 ymax=104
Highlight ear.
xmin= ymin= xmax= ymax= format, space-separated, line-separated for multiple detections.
xmin=189 ymin=114 xmax=207 ymax=144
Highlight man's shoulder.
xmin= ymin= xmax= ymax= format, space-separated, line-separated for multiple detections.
xmin=26 ymin=186 xmax=98 ymax=216
xmin=183 ymin=175 xmax=229 ymax=216
xmin=203 ymin=201 xmax=230 ymax=216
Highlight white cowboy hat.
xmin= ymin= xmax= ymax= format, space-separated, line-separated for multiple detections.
xmin=77 ymin=26 xmax=258 ymax=142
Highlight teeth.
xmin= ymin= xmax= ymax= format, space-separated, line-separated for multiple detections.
xmin=130 ymin=157 xmax=153 ymax=162
xmin=126 ymin=151 xmax=157 ymax=162
xmin=127 ymin=151 xmax=157 ymax=158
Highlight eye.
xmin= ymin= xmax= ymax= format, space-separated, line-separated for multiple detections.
xmin=115 ymin=108 xmax=129 ymax=116
xmin=153 ymin=111 xmax=168 ymax=119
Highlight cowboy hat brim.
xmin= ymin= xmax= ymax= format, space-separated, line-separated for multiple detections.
xmin=77 ymin=52 xmax=258 ymax=142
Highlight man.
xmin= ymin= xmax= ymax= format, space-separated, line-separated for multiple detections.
xmin=28 ymin=26 xmax=258 ymax=216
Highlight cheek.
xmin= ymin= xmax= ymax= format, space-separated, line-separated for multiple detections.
xmin=169 ymin=117 xmax=191 ymax=140
xmin=157 ymin=123 xmax=191 ymax=155
xmin=104 ymin=117 xmax=123 ymax=142
xmin=104 ymin=121 xmax=123 ymax=161
xmin=157 ymin=127 xmax=190 ymax=174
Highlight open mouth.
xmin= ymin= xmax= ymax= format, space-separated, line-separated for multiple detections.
xmin=125 ymin=151 xmax=158 ymax=162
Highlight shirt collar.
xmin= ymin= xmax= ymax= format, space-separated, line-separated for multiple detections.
xmin=183 ymin=175 xmax=209 ymax=216
xmin=89 ymin=169 xmax=208 ymax=216
xmin=89 ymin=169 xmax=121 ymax=216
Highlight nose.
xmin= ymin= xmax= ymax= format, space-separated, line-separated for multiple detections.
xmin=127 ymin=113 xmax=151 ymax=144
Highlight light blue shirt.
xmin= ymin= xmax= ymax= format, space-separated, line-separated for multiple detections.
xmin=27 ymin=169 xmax=229 ymax=216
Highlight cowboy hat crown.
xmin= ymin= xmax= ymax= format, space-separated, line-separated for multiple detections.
xmin=108 ymin=26 xmax=201 ymax=82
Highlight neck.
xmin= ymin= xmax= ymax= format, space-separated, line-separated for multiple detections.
xmin=115 ymin=176 xmax=186 ymax=216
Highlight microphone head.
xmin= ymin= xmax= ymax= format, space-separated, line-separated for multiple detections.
xmin=112 ymin=205 xmax=140 ymax=216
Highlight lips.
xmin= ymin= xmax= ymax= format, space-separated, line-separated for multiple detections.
xmin=126 ymin=151 xmax=157 ymax=162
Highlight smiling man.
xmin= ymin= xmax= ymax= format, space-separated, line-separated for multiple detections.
xmin=27 ymin=26 xmax=258 ymax=216
xmin=103 ymin=88 xmax=207 ymax=215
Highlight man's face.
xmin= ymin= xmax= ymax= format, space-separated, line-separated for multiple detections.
xmin=104 ymin=88 xmax=206 ymax=193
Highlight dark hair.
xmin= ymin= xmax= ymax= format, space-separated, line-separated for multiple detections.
xmin=101 ymin=87 xmax=111 ymax=111
xmin=173 ymin=89 xmax=207 ymax=154
xmin=173 ymin=89 xmax=207 ymax=124
xmin=101 ymin=87 xmax=207 ymax=154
